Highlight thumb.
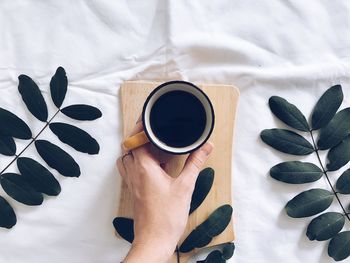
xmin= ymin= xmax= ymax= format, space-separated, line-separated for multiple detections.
xmin=179 ymin=141 xmax=214 ymax=183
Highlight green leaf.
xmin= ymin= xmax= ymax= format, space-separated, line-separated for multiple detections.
xmin=203 ymin=250 xmax=225 ymax=263
xmin=49 ymin=122 xmax=99 ymax=154
xmin=311 ymin=85 xmax=343 ymax=130
xmin=61 ymin=104 xmax=102 ymax=121
xmin=113 ymin=217 xmax=134 ymax=243
xmin=269 ymin=96 xmax=309 ymax=131
xmin=35 ymin=140 xmax=80 ymax=177
xmin=18 ymin=74 xmax=48 ymax=122
xmin=317 ymin=108 xmax=350 ymax=150
xmin=17 ymin=157 xmax=61 ymax=196
xmin=200 ymin=205 xmax=233 ymax=237
xmin=190 ymin=167 xmax=214 ymax=214
xmin=270 ymin=161 xmax=323 ymax=184
xmin=0 ymin=135 xmax=16 ymax=156
xmin=222 ymin=242 xmax=235 ymax=260
xmin=327 ymin=135 xmax=350 ymax=171
xmin=197 ymin=243 xmax=235 ymax=262
xmin=180 ymin=204 xmax=233 ymax=253
xmin=180 ymin=229 xmax=212 ymax=253
xmin=328 ymin=231 xmax=350 ymax=261
xmin=306 ymin=212 xmax=345 ymax=241
xmin=0 ymin=173 xmax=43 ymax=206
xmin=50 ymin=67 xmax=67 ymax=108
xmin=0 ymin=196 xmax=16 ymax=229
xmin=260 ymin=129 xmax=314 ymax=155
xmin=336 ymin=169 xmax=350 ymax=194
xmin=285 ymin=189 xmax=334 ymax=218
xmin=0 ymin=108 xmax=32 ymax=139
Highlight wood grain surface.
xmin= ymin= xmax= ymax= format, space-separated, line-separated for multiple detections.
xmin=117 ymin=81 xmax=239 ymax=262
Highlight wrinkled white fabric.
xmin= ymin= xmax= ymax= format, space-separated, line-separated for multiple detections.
xmin=0 ymin=1 xmax=350 ymax=262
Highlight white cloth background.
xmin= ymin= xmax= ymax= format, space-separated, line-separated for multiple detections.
xmin=0 ymin=1 xmax=350 ymax=262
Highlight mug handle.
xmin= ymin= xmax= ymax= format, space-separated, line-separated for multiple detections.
xmin=123 ymin=131 xmax=150 ymax=150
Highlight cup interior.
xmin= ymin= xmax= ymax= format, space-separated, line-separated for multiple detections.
xmin=142 ymin=81 xmax=214 ymax=154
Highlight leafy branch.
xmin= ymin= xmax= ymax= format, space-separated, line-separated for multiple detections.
xmin=113 ymin=167 xmax=235 ymax=263
xmin=261 ymin=85 xmax=350 ymax=261
xmin=0 ymin=109 xmax=60 ymax=175
xmin=0 ymin=67 xmax=102 ymax=229
xmin=309 ymin=130 xmax=350 ymax=221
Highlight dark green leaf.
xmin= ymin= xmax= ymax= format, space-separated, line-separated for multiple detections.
xmin=0 ymin=173 xmax=43 ymax=206
xmin=49 ymin=122 xmax=99 ymax=154
xmin=17 ymin=157 xmax=61 ymax=196
xmin=180 ymin=230 xmax=212 ymax=253
xmin=269 ymin=96 xmax=309 ymax=131
xmin=311 ymin=85 xmax=343 ymax=130
xmin=285 ymin=189 xmax=334 ymax=218
xmin=222 ymin=242 xmax=235 ymax=260
xmin=180 ymin=204 xmax=233 ymax=253
xmin=204 ymin=250 xmax=225 ymax=263
xmin=270 ymin=161 xmax=323 ymax=184
xmin=18 ymin=74 xmax=48 ymax=122
xmin=0 ymin=108 xmax=31 ymax=139
xmin=317 ymin=108 xmax=350 ymax=150
xmin=327 ymin=135 xmax=350 ymax=171
xmin=190 ymin=167 xmax=214 ymax=214
xmin=0 ymin=135 xmax=16 ymax=156
xmin=113 ymin=217 xmax=134 ymax=243
xmin=50 ymin=67 xmax=67 ymax=108
xmin=35 ymin=140 xmax=80 ymax=177
xmin=306 ymin=212 xmax=345 ymax=241
xmin=61 ymin=104 xmax=102 ymax=121
xmin=260 ymin=129 xmax=314 ymax=155
xmin=0 ymin=196 xmax=16 ymax=229
xmin=336 ymin=169 xmax=350 ymax=194
xmin=328 ymin=231 xmax=350 ymax=261
xmin=200 ymin=205 xmax=233 ymax=237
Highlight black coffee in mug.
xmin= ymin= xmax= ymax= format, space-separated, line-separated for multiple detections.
xmin=123 ymin=80 xmax=214 ymax=154
xmin=150 ymin=90 xmax=207 ymax=148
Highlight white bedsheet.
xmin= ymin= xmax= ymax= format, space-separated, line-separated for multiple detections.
xmin=1 ymin=1 xmax=350 ymax=262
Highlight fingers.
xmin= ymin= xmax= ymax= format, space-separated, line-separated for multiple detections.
xmin=129 ymin=116 xmax=143 ymax=136
xmin=126 ymin=120 xmax=159 ymax=164
xmin=116 ymin=157 xmax=126 ymax=178
xmin=178 ymin=141 xmax=214 ymax=187
xmin=122 ymin=120 xmax=144 ymax=154
xmin=116 ymin=156 xmax=131 ymax=189
xmin=122 ymin=153 xmax=134 ymax=171
xmin=122 ymin=117 xmax=158 ymax=163
xmin=117 ymin=116 xmax=143 ymax=190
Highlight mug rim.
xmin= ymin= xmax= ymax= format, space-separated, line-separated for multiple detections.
xmin=141 ymin=80 xmax=215 ymax=155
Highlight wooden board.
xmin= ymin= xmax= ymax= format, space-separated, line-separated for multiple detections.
xmin=118 ymin=81 xmax=239 ymax=262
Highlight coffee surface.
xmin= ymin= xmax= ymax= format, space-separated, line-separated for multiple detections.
xmin=150 ymin=90 xmax=207 ymax=148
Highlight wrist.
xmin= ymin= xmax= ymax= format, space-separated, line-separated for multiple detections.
xmin=124 ymin=239 xmax=175 ymax=263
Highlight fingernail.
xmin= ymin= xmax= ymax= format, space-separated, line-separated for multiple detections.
xmin=202 ymin=141 xmax=214 ymax=156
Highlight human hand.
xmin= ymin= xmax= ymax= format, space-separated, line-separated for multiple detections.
xmin=116 ymin=121 xmax=214 ymax=263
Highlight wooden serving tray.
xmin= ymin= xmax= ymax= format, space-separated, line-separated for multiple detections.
xmin=117 ymin=81 xmax=239 ymax=262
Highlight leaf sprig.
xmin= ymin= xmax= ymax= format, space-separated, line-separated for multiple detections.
xmin=261 ymin=85 xmax=350 ymax=261
xmin=0 ymin=67 xmax=102 ymax=229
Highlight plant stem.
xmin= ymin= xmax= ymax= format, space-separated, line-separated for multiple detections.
xmin=309 ymin=130 xmax=350 ymax=221
xmin=176 ymin=245 xmax=180 ymax=263
xmin=0 ymin=109 xmax=60 ymax=175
